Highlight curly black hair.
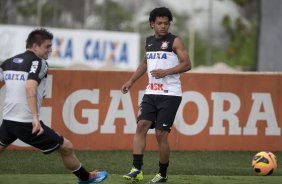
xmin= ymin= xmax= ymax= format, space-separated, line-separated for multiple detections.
xmin=149 ymin=7 xmax=173 ymax=23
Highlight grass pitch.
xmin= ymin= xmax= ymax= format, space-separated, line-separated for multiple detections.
xmin=0 ymin=174 xmax=282 ymax=184
xmin=0 ymin=150 xmax=281 ymax=183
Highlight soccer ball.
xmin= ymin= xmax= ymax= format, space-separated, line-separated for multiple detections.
xmin=252 ymin=151 xmax=277 ymax=176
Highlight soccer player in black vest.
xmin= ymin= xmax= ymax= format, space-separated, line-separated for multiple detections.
xmin=122 ymin=7 xmax=192 ymax=183
xmin=0 ymin=28 xmax=108 ymax=184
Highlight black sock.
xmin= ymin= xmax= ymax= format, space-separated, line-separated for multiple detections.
xmin=133 ymin=154 xmax=143 ymax=171
xmin=159 ymin=161 xmax=169 ymax=177
xmin=72 ymin=165 xmax=89 ymax=181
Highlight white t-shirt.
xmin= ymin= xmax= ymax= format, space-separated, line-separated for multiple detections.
xmin=0 ymin=51 xmax=48 ymax=123
xmin=145 ymin=33 xmax=182 ymax=96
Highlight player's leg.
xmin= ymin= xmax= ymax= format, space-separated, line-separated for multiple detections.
xmin=15 ymin=121 xmax=108 ymax=183
xmin=133 ymin=119 xmax=152 ymax=155
xmin=123 ymin=95 xmax=155 ymax=181
xmin=148 ymin=95 xmax=182 ymax=183
xmin=148 ymin=129 xmax=170 ymax=183
xmin=123 ymin=120 xmax=152 ymax=181
xmin=0 ymin=120 xmax=17 ymax=154
xmin=59 ymin=138 xmax=81 ymax=170
xmin=60 ymin=138 xmax=108 ymax=183
xmin=133 ymin=94 xmax=156 ymax=156
xmin=155 ymin=129 xmax=170 ymax=164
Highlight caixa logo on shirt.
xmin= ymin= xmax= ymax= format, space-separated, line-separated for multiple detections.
xmin=146 ymin=52 xmax=167 ymax=60
xmin=30 ymin=61 xmax=39 ymax=73
xmin=4 ymin=73 xmax=26 ymax=81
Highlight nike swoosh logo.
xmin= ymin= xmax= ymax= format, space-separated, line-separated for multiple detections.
xmin=148 ymin=44 xmax=153 ymax=47
xmin=163 ymin=124 xmax=168 ymax=126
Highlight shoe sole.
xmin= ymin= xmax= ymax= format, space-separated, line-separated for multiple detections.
xmin=123 ymin=176 xmax=143 ymax=182
xmin=79 ymin=171 xmax=108 ymax=183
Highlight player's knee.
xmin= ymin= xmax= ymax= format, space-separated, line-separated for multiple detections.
xmin=60 ymin=138 xmax=74 ymax=155
xmin=155 ymin=130 xmax=168 ymax=142
xmin=136 ymin=120 xmax=151 ymax=134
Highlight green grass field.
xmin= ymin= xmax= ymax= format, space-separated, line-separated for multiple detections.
xmin=0 ymin=150 xmax=281 ymax=184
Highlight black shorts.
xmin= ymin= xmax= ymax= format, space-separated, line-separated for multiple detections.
xmin=0 ymin=119 xmax=64 ymax=154
xmin=137 ymin=94 xmax=182 ymax=132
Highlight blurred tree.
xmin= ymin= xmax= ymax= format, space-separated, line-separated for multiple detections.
xmin=232 ymin=0 xmax=258 ymax=20
xmin=192 ymin=34 xmax=208 ymax=67
xmin=0 ymin=0 xmax=59 ymax=27
xmin=190 ymin=0 xmax=258 ymax=69
xmin=0 ymin=0 xmax=23 ymax=24
xmin=232 ymin=0 xmax=252 ymax=6
xmin=221 ymin=15 xmax=257 ymax=69
xmin=93 ymin=0 xmax=133 ymax=31
xmin=0 ymin=0 xmax=258 ymax=70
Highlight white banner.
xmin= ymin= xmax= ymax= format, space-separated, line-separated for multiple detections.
xmin=0 ymin=25 xmax=140 ymax=70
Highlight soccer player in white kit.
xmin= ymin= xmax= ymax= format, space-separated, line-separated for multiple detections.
xmin=0 ymin=28 xmax=108 ymax=184
xmin=122 ymin=7 xmax=192 ymax=183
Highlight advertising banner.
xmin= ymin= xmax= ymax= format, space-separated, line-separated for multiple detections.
xmin=0 ymin=25 xmax=140 ymax=70
xmin=0 ymin=71 xmax=281 ymax=151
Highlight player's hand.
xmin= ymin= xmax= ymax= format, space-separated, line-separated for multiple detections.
xmin=32 ymin=118 xmax=44 ymax=136
xmin=150 ymin=69 xmax=168 ymax=79
xmin=121 ymin=81 xmax=132 ymax=94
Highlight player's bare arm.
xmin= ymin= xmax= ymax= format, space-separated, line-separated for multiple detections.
xmin=150 ymin=37 xmax=191 ymax=79
xmin=121 ymin=55 xmax=147 ymax=94
xmin=26 ymin=79 xmax=44 ymax=136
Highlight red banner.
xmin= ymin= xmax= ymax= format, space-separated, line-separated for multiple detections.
xmin=1 ymin=71 xmax=281 ymax=151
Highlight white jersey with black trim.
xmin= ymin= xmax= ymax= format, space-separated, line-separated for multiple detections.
xmin=0 ymin=51 xmax=48 ymax=123
xmin=145 ymin=33 xmax=182 ymax=96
